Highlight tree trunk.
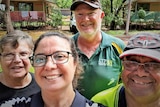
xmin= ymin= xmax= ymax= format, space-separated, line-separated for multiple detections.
xmin=4 ymin=0 xmax=14 ymax=33
xmin=125 ymin=0 xmax=132 ymax=35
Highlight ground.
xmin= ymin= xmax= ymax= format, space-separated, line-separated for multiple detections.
xmin=0 ymin=26 xmax=130 ymax=44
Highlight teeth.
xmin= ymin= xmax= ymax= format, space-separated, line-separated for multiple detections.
xmin=45 ymin=75 xmax=61 ymax=80
xmin=13 ymin=67 xmax=21 ymax=69
xmin=134 ymin=80 xmax=146 ymax=85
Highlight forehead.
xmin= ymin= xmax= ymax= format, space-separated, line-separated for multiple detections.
xmin=36 ymin=36 xmax=71 ymax=51
xmin=2 ymin=41 xmax=30 ymax=52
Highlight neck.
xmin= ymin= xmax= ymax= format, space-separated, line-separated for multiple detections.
xmin=42 ymin=88 xmax=75 ymax=107
xmin=126 ymin=93 xmax=160 ymax=107
xmin=0 ymin=72 xmax=31 ymax=88
xmin=78 ymin=31 xmax=102 ymax=44
xmin=77 ymin=33 xmax=102 ymax=58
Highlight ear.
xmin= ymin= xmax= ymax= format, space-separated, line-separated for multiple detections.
xmin=101 ymin=11 xmax=105 ymax=18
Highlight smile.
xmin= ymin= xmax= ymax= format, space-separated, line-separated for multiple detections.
xmin=133 ymin=79 xmax=152 ymax=85
xmin=45 ymin=74 xmax=62 ymax=80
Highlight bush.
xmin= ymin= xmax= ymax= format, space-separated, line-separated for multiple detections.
xmin=138 ymin=9 xmax=146 ymax=19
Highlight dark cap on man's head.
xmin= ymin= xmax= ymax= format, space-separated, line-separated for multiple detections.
xmin=70 ymin=0 xmax=101 ymax=11
xmin=120 ymin=32 xmax=160 ymax=62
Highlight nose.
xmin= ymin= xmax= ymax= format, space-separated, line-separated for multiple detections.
xmin=135 ymin=65 xmax=149 ymax=77
xmin=13 ymin=54 xmax=22 ymax=62
xmin=44 ymin=57 xmax=57 ymax=70
xmin=82 ymin=14 xmax=90 ymax=20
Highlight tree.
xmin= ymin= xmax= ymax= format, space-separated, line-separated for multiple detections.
xmin=110 ymin=0 xmax=126 ymax=30
xmin=49 ymin=0 xmax=72 ymax=8
xmin=125 ymin=0 xmax=132 ymax=35
xmin=101 ymin=0 xmax=127 ymax=30
xmin=3 ymin=0 xmax=14 ymax=33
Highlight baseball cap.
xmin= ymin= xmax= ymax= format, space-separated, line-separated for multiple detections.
xmin=70 ymin=0 xmax=101 ymax=11
xmin=120 ymin=32 xmax=160 ymax=62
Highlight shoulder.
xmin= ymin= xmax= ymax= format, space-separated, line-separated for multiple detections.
xmin=85 ymin=100 xmax=106 ymax=107
xmin=25 ymin=73 xmax=40 ymax=95
xmin=29 ymin=72 xmax=38 ymax=85
xmin=30 ymin=92 xmax=44 ymax=107
xmin=101 ymin=31 xmax=125 ymax=48
xmin=72 ymin=90 xmax=106 ymax=107
xmin=101 ymin=31 xmax=125 ymax=55
xmin=91 ymin=84 xmax=123 ymax=106
xmin=72 ymin=33 xmax=79 ymax=40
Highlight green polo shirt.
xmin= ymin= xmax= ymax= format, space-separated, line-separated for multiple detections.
xmin=72 ymin=31 xmax=125 ymax=99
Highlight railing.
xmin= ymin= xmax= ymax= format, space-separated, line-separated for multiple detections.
xmin=130 ymin=11 xmax=160 ymax=30
xmin=1 ymin=11 xmax=47 ymax=30
xmin=10 ymin=11 xmax=46 ymax=22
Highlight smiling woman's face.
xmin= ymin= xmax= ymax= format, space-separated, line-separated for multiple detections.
xmin=34 ymin=36 xmax=77 ymax=92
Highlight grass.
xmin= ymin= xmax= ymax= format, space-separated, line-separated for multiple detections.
xmin=1 ymin=28 xmax=160 ymax=40
xmin=105 ymin=30 xmax=160 ymax=37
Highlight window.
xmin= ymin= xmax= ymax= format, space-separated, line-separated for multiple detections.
xmin=137 ymin=3 xmax=150 ymax=11
xmin=18 ymin=2 xmax=33 ymax=11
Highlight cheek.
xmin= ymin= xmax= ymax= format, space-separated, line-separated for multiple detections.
xmin=34 ymin=67 xmax=42 ymax=81
xmin=63 ymin=62 xmax=77 ymax=78
xmin=152 ymin=73 xmax=160 ymax=82
xmin=1 ymin=61 xmax=11 ymax=69
xmin=121 ymin=70 xmax=130 ymax=83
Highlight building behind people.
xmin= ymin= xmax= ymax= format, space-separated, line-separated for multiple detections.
xmin=92 ymin=32 xmax=160 ymax=107
xmin=23 ymin=32 xmax=105 ymax=107
xmin=0 ymin=30 xmax=40 ymax=106
xmin=70 ymin=0 xmax=125 ymax=99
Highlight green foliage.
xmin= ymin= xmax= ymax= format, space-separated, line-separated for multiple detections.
xmin=12 ymin=22 xmax=21 ymax=30
xmin=101 ymin=0 xmax=125 ymax=28
xmin=47 ymin=8 xmax=62 ymax=28
xmin=138 ymin=9 xmax=146 ymax=19
xmin=114 ymin=17 xmax=124 ymax=25
xmin=104 ymin=13 xmax=114 ymax=26
xmin=55 ymin=0 xmax=72 ymax=8
xmin=131 ymin=11 xmax=160 ymax=23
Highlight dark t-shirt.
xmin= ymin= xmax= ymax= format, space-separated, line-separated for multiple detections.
xmin=0 ymin=73 xmax=40 ymax=107
xmin=6 ymin=90 xmax=106 ymax=107
xmin=118 ymin=86 xmax=127 ymax=107
xmin=30 ymin=90 xmax=106 ymax=107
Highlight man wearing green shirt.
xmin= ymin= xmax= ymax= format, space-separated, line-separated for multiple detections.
xmin=70 ymin=0 xmax=125 ymax=99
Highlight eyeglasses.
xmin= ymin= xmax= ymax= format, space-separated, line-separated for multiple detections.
xmin=75 ymin=12 xmax=97 ymax=19
xmin=122 ymin=60 xmax=160 ymax=73
xmin=30 ymin=51 xmax=72 ymax=67
xmin=0 ymin=52 xmax=30 ymax=61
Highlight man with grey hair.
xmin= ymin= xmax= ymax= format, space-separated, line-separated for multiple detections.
xmin=71 ymin=0 xmax=125 ymax=99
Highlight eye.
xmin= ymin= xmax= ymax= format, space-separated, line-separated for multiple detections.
xmin=20 ymin=52 xmax=29 ymax=57
xmin=3 ymin=53 xmax=14 ymax=57
xmin=34 ymin=56 xmax=46 ymax=64
xmin=88 ymin=12 xmax=95 ymax=16
xmin=146 ymin=63 xmax=160 ymax=70
xmin=54 ymin=54 xmax=66 ymax=60
xmin=53 ymin=52 xmax=67 ymax=61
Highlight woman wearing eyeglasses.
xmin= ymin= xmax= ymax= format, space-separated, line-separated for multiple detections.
xmin=0 ymin=30 xmax=40 ymax=107
xmin=26 ymin=32 xmax=105 ymax=107
xmin=92 ymin=32 xmax=160 ymax=107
